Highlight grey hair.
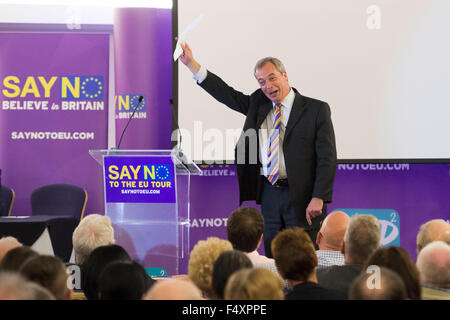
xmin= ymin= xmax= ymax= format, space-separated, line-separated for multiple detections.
xmin=416 ymin=219 xmax=450 ymax=254
xmin=72 ymin=214 xmax=115 ymax=264
xmin=254 ymin=57 xmax=286 ymax=76
xmin=344 ymin=214 xmax=381 ymax=264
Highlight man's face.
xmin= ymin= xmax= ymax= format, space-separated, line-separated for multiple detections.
xmin=255 ymin=62 xmax=290 ymax=104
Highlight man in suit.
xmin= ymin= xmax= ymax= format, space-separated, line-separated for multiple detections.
xmin=179 ymin=42 xmax=337 ymax=257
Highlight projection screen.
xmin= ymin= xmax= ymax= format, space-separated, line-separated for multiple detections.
xmin=176 ymin=0 xmax=450 ymax=162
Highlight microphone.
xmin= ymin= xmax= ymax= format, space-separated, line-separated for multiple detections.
xmin=116 ymin=95 xmax=144 ymax=149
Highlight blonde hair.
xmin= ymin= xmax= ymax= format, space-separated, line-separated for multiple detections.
xmin=188 ymin=237 xmax=232 ymax=297
xmin=72 ymin=214 xmax=115 ymax=264
xmin=224 ymin=268 xmax=284 ymax=300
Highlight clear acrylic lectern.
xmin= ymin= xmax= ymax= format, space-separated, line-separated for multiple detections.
xmin=89 ymin=149 xmax=201 ymax=276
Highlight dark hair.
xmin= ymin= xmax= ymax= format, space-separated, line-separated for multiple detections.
xmin=226 ymin=207 xmax=264 ymax=252
xmin=0 ymin=246 xmax=39 ymax=272
xmin=80 ymin=244 xmax=131 ymax=300
xmin=98 ymin=261 xmax=155 ymax=300
xmin=211 ymin=250 xmax=253 ymax=299
xmin=364 ymin=246 xmax=421 ymax=299
xmin=271 ymin=227 xmax=316 ymax=282
xmin=20 ymin=255 xmax=69 ymax=300
xmin=349 ymin=267 xmax=407 ymax=300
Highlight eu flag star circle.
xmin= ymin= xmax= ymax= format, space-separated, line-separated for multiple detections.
xmin=155 ymin=165 xmax=170 ymax=180
xmin=81 ymin=77 xmax=103 ymax=99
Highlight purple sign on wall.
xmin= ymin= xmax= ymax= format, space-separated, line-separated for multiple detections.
xmin=0 ymin=33 xmax=109 ymax=216
xmin=104 ymin=156 xmax=175 ymax=203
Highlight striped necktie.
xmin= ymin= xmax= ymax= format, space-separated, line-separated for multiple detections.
xmin=266 ymin=103 xmax=281 ymax=184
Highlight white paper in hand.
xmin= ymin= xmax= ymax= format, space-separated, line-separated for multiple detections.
xmin=173 ymin=14 xmax=204 ymax=61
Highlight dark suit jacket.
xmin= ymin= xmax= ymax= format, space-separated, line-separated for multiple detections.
xmin=316 ymin=264 xmax=363 ymax=296
xmin=285 ymin=281 xmax=347 ymax=300
xmin=199 ymin=71 xmax=337 ymax=230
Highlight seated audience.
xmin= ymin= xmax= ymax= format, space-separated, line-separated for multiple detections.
xmin=316 ymin=211 xmax=350 ymax=268
xmin=98 ymin=260 xmax=155 ymax=300
xmin=224 ymin=267 xmax=284 ymax=300
xmin=271 ymin=227 xmax=345 ymax=300
xmin=72 ymin=213 xmax=115 ymax=265
xmin=416 ymin=241 xmax=450 ymax=300
xmin=416 ymin=219 xmax=450 ymax=254
xmin=364 ymin=246 xmax=421 ymax=299
xmin=20 ymin=255 xmax=72 ymax=300
xmin=0 ymin=236 xmax=22 ymax=261
xmin=211 ymin=250 xmax=253 ymax=299
xmin=81 ymin=244 xmax=131 ymax=300
xmin=349 ymin=267 xmax=407 ymax=300
xmin=317 ymin=214 xmax=380 ymax=296
xmin=0 ymin=246 xmax=39 ymax=272
xmin=188 ymin=237 xmax=233 ymax=299
xmin=144 ymin=279 xmax=203 ymax=300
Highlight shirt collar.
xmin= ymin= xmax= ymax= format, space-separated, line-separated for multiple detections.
xmin=273 ymin=88 xmax=295 ymax=110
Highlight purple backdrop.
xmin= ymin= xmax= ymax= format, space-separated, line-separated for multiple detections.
xmin=114 ymin=8 xmax=172 ymax=150
xmin=0 ymin=33 xmax=109 ymax=216
xmin=186 ymin=163 xmax=450 ymax=274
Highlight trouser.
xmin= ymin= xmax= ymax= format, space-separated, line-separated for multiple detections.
xmin=261 ymin=179 xmax=320 ymax=258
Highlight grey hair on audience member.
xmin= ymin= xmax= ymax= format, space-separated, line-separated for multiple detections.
xmin=344 ymin=214 xmax=380 ymax=264
xmin=72 ymin=214 xmax=115 ymax=264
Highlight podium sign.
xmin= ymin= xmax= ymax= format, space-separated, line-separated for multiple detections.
xmin=90 ymin=149 xmax=201 ymax=276
xmin=104 ymin=156 xmax=176 ymax=203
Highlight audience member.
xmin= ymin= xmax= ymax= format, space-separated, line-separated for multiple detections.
xmin=0 ymin=246 xmax=39 ymax=272
xmin=0 ymin=236 xmax=22 ymax=261
xmin=224 ymin=268 xmax=284 ymax=300
xmin=144 ymin=279 xmax=203 ymax=300
xmin=416 ymin=241 xmax=450 ymax=300
xmin=364 ymin=246 xmax=421 ymax=299
xmin=316 ymin=210 xmax=350 ymax=268
xmin=81 ymin=244 xmax=131 ymax=300
xmin=72 ymin=213 xmax=115 ymax=265
xmin=98 ymin=260 xmax=155 ymax=300
xmin=416 ymin=219 xmax=450 ymax=254
xmin=226 ymin=207 xmax=271 ymax=264
xmin=349 ymin=267 xmax=407 ymax=300
xmin=271 ymin=227 xmax=345 ymax=300
xmin=317 ymin=214 xmax=380 ymax=296
xmin=20 ymin=255 xmax=72 ymax=300
xmin=211 ymin=250 xmax=252 ymax=299
xmin=226 ymin=207 xmax=290 ymax=291
xmin=188 ymin=237 xmax=233 ymax=298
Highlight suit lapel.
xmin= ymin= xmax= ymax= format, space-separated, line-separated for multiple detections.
xmin=256 ymin=100 xmax=273 ymax=129
xmin=285 ymin=90 xmax=306 ymax=141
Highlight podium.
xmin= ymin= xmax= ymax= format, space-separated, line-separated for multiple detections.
xmin=89 ymin=149 xmax=201 ymax=276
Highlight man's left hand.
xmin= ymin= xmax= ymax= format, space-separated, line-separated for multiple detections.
xmin=306 ymin=197 xmax=324 ymax=225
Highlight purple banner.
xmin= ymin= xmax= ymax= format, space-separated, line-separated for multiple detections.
xmin=104 ymin=156 xmax=175 ymax=203
xmin=0 ymin=33 xmax=109 ymax=216
xmin=113 ymin=8 xmax=173 ymax=150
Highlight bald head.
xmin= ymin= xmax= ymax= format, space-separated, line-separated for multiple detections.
xmin=144 ymin=279 xmax=203 ymax=300
xmin=417 ymin=219 xmax=450 ymax=254
xmin=0 ymin=237 xmax=22 ymax=261
xmin=316 ymin=211 xmax=350 ymax=251
xmin=416 ymin=241 xmax=450 ymax=289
